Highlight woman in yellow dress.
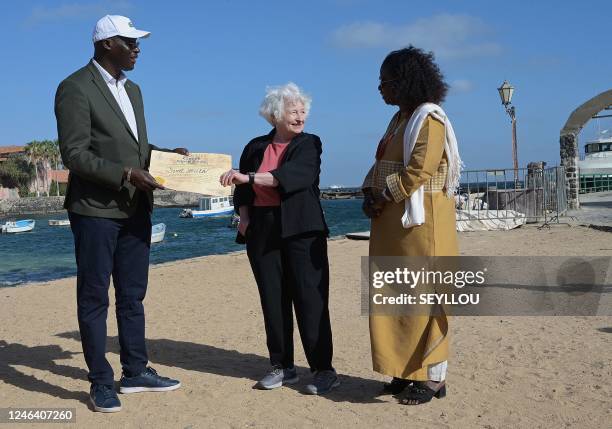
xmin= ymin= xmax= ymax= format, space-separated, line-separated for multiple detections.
xmin=362 ymin=46 xmax=462 ymax=405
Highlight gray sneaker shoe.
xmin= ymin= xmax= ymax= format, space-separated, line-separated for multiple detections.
xmin=304 ymin=370 xmax=340 ymax=395
xmin=255 ymin=366 xmax=299 ymax=390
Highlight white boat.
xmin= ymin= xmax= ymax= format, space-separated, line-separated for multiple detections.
xmin=151 ymin=223 xmax=166 ymax=244
xmin=2 ymin=219 xmax=35 ymax=233
xmin=48 ymin=219 xmax=71 ymax=226
xmin=179 ymin=196 xmax=234 ymax=218
xmin=579 ymin=135 xmax=612 ymax=175
xmin=579 ymin=134 xmax=612 ymax=193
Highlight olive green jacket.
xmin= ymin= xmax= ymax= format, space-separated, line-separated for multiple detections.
xmin=55 ymin=60 xmax=159 ymax=218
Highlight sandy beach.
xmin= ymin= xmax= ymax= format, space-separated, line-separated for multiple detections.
xmin=1 ymin=224 xmax=611 ymax=428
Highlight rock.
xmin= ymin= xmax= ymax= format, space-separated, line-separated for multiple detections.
xmin=0 ymin=196 xmax=64 ymax=216
xmin=153 ymin=190 xmax=205 ymax=208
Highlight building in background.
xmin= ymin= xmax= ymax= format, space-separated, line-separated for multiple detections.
xmin=0 ymin=146 xmax=26 ymax=162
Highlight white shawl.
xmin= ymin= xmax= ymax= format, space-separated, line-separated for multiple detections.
xmin=401 ymin=103 xmax=463 ymax=228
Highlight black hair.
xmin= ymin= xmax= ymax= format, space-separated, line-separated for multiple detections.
xmin=381 ymin=46 xmax=448 ymax=105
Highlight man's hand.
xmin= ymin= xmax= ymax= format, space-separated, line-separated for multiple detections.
xmin=128 ymin=168 xmax=165 ymax=191
xmin=219 ymin=169 xmax=248 ymax=187
xmin=172 ymin=148 xmax=190 ymax=156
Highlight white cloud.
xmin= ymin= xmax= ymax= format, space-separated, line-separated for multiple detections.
xmin=25 ymin=1 xmax=132 ymax=26
xmin=330 ymin=14 xmax=502 ymax=60
xmin=450 ymin=79 xmax=474 ymax=94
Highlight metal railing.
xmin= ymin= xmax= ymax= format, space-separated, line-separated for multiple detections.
xmin=579 ymin=174 xmax=612 ymax=194
xmin=456 ymin=166 xmax=567 ymax=224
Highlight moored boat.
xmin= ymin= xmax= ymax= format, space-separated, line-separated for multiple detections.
xmin=48 ymin=219 xmax=71 ymax=226
xmin=179 ymin=196 xmax=234 ymax=218
xmin=151 ymin=223 xmax=166 ymax=243
xmin=579 ymin=133 xmax=612 ymax=193
xmin=2 ymin=219 xmax=35 ymax=233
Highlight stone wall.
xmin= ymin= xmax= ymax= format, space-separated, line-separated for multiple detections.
xmin=0 ymin=196 xmax=65 ymax=217
xmin=152 ymin=190 xmax=202 ymax=207
xmin=560 ymin=133 xmax=579 ymax=209
xmin=0 ymin=191 xmax=202 ymax=217
xmin=0 ymin=187 xmax=19 ymax=200
xmin=526 ymin=161 xmax=546 ymax=188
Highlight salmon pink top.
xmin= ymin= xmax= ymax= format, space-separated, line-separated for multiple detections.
xmin=253 ymin=142 xmax=290 ymax=206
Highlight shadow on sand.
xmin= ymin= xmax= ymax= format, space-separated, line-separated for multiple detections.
xmin=0 ymin=340 xmax=89 ymax=404
xmin=55 ymin=331 xmax=385 ymax=404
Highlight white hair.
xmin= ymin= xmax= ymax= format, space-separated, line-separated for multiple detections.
xmin=258 ymin=82 xmax=312 ymax=126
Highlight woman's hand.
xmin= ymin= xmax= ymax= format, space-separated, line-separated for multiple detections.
xmin=219 ymin=169 xmax=248 ymax=187
xmin=237 ymin=206 xmax=250 ymax=237
xmin=362 ymin=193 xmax=386 ymax=218
xmin=238 ymin=216 xmax=250 ymax=236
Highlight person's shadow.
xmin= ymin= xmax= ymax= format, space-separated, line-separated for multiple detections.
xmin=55 ymin=331 xmax=385 ymax=404
xmin=0 ymin=340 xmax=89 ymax=404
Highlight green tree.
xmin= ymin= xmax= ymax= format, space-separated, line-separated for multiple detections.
xmin=25 ymin=141 xmax=42 ymax=196
xmin=25 ymin=139 xmax=59 ymax=196
xmin=49 ymin=181 xmax=66 ymax=196
xmin=48 ymin=139 xmax=61 ymax=197
xmin=0 ymin=157 xmax=34 ymax=196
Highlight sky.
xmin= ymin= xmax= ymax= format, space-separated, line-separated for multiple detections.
xmin=1 ymin=0 xmax=611 ymax=186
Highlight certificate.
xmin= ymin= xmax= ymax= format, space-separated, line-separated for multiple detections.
xmin=148 ymin=150 xmax=232 ymax=196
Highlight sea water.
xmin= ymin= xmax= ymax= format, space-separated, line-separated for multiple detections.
xmin=0 ymin=199 xmax=369 ymax=286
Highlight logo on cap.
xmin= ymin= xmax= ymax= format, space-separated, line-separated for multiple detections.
xmin=128 ymin=21 xmax=134 ymax=27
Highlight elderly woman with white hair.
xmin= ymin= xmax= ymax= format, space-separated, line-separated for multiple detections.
xmin=220 ymin=83 xmax=338 ymax=395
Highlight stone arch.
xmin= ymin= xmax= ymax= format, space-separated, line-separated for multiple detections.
xmin=560 ymin=89 xmax=612 ymax=209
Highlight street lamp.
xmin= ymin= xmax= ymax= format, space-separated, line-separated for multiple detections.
xmin=497 ymin=80 xmax=519 ymax=185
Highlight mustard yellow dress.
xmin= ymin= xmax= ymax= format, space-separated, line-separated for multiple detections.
xmin=364 ymin=111 xmax=458 ymax=381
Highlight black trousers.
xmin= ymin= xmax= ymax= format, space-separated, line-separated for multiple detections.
xmin=68 ymin=204 xmax=151 ymax=386
xmin=246 ymin=207 xmax=333 ymax=371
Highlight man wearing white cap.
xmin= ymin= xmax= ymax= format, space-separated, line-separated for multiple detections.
xmin=55 ymin=15 xmax=187 ymax=413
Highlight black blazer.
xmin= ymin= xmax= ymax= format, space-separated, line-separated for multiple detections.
xmin=234 ymin=130 xmax=329 ymax=240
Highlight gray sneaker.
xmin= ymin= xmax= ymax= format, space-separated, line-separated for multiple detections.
xmin=255 ymin=366 xmax=299 ymax=390
xmin=304 ymin=370 xmax=340 ymax=395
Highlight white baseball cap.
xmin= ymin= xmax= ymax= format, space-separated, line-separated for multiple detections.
xmin=92 ymin=15 xmax=150 ymax=43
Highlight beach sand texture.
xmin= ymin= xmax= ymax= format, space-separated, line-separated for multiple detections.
xmin=1 ymin=225 xmax=611 ymax=428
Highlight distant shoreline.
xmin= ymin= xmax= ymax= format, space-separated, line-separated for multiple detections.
xmin=0 ymin=190 xmax=203 ymax=218
xmin=0 ymin=190 xmax=366 ymax=217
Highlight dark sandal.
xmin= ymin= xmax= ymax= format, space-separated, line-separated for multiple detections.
xmin=397 ymin=382 xmax=446 ymax=405
xmin=380 ymin=377 xmax=413 ymax=395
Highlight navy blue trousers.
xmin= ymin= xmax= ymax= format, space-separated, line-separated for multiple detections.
xmin=68 ymin=204 xmax=151 ymax=386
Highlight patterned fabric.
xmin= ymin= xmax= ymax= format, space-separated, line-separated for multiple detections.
xmin=385 ymin=172 xmax=405 ymax=203
xmin=373 ymin=160 xmax=403 ymax=191
xmin=363 ymin=159 xmax=449 ymax=203
xmin=361 ymin=164 xmax=375 ymax=190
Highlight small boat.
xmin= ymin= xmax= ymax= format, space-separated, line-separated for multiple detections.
xmin=345 ymin=231 xmax=370 ymax=240
xmin=179 ymin=196 xmax=234 ymax=218
xmin=2 ymin=219 xmax=35 ymax=233
xmin=48 ymin=219 xmax=71 ymax=226
xmin=151 ymin=223 xmax=166 ymax=244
